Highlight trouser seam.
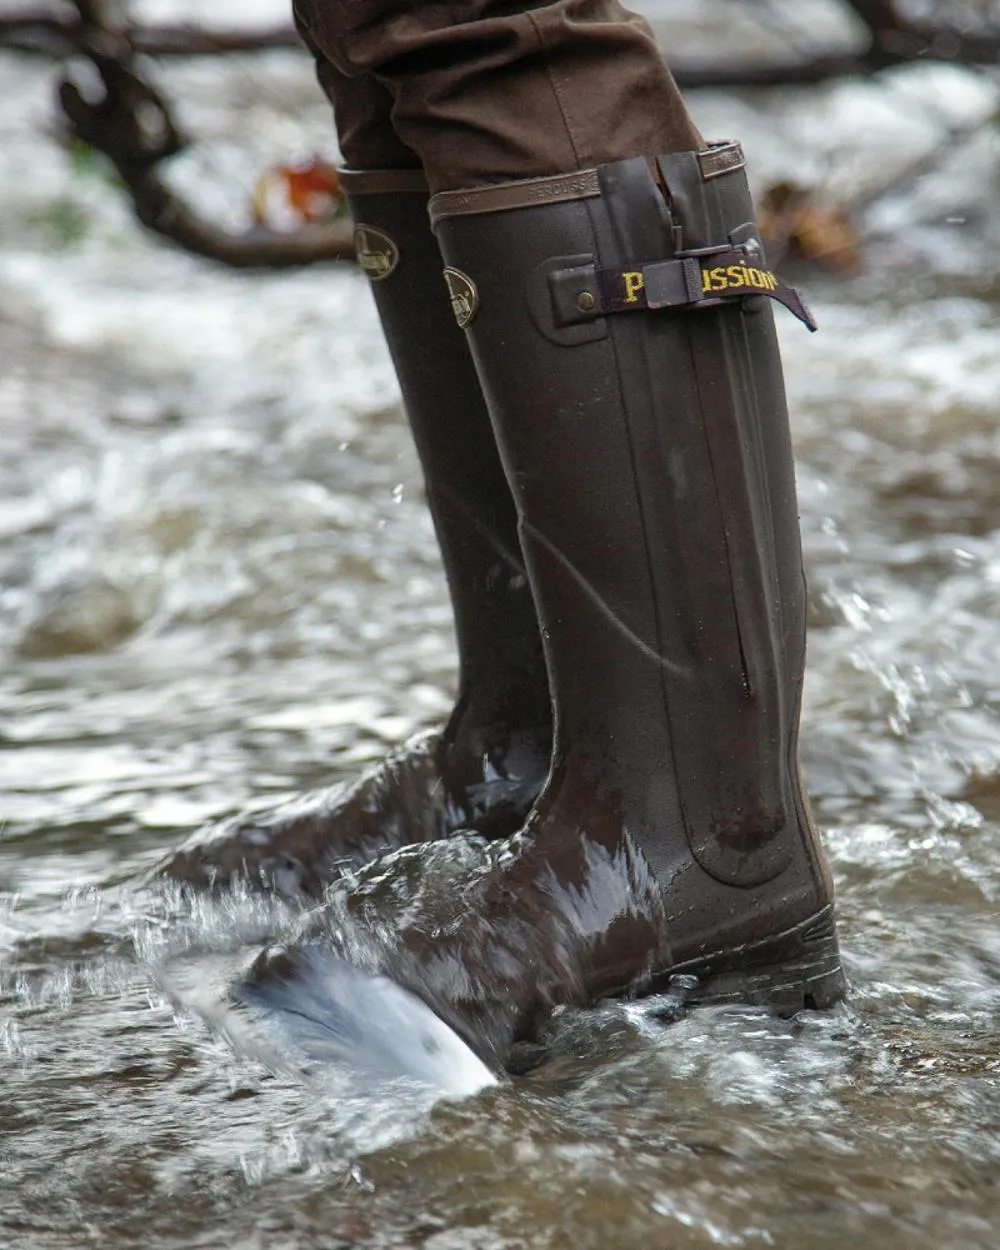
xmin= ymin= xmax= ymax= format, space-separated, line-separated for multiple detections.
xmin=527 ymin=12 xmax=584 ymax=170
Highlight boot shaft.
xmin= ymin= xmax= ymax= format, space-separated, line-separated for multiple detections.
xmin=340 ymin=169 xmax=550 ymax=735
xmin=431 ymin=146 xmax=827 ymax=895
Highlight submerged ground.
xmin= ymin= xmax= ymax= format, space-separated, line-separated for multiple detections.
xmin=3 ymin=3 xmax=1000 ymax=1247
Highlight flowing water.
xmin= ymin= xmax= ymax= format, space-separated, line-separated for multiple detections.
xmin=3 ymin=4 xmax=1000 ymax=1247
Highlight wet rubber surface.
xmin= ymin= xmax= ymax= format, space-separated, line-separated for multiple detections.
xmin=3 ymin=5 xmax=1000 ymax=1247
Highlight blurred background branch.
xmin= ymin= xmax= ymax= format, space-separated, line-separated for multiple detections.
xmin=3 ymin=0 xmax=353 ymax=267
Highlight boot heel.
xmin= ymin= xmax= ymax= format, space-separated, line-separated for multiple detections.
xmin=678 ymin=904 xmax=846 ymax=1015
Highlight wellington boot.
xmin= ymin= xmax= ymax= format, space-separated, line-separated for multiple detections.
xmin=157 ymin=171 xmax=551 ymax=896
xmin=243 ymin=145 xmax=844 ymax=1062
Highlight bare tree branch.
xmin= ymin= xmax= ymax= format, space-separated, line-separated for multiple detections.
xmin=670 ymin=54 xmax=880 ymax=89
xmin=35 ymin=0 xmax=354 ymax=268
xmin=126 ymin=176 xmax=355 ymax=268
xmin=844 ymin=0 xmax=1000 ymax=65
xmin=673 ymin=0 xmax=1000 ymax=88
xmin=1 ymin=15 xmax=304 ymax=57
xmin=6 ymin=5 xmax=1000 ymax=85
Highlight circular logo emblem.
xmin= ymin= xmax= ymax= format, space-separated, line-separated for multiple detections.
xmin=442 ymin=267 xmax=479 ymax=329
xmin=353 ymin=225 xmax=399 ymax=281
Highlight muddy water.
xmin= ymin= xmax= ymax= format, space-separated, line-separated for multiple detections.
xmin=3 ymin=6 xmax=1000 ymax=1247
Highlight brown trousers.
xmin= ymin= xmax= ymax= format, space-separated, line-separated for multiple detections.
xmin=294 ymin=1 xmax=702 ymax=192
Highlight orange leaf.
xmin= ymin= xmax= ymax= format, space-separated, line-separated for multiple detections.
xmin=250 ymin=158 xmax=342 ymax=228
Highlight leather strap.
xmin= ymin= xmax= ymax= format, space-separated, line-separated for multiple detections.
xmin=550 ymin=245 xmax=817 ymax=332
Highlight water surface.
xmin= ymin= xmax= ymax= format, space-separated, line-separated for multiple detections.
xmin=3 ymin=8 xmax=1000 ymax=1247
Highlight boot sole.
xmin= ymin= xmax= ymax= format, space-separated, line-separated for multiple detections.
xmin=666 ymin=904 xmax=846 ymax=1016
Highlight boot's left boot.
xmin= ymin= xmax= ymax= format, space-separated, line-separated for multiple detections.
xmin=243 ymin=144 xmax=845 ymax=1065
xmin=155 ymin=171 xmax=551 ymax=897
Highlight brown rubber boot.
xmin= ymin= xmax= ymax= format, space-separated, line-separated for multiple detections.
xmin=156 ymin=172 xmax=551 ymax=895
xmin=241 ymin=144 xmax=845 ymax=1065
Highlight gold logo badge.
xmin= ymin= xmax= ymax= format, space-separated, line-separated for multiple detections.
xmin=353 ymin=225 xmax=399 ymax=281
xmin=443 ymin=267 xmax=479 ymax=328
